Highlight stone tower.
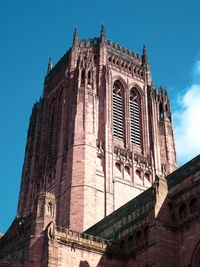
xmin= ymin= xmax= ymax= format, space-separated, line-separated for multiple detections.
xmin=17 ymin=26 xmax=177 ymax=232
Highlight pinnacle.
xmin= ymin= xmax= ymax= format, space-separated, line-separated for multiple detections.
xmin=101 ymin=24 xmax=105 ymax=34
xmin=73 ymin=27 xmax=78 ymax=46
xmin=47 ymin=56 xmax=52 ymax=74
xmin=100 ymin=24 xmax=105 ymax=43
xmin=142 ymin=44 xmax=148 ymax=64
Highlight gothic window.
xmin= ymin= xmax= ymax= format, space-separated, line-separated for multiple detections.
xmin=113 ymin=82 xmax=124 ymax=141
xmin=47 ymin=202 xmax=53 ymax=215
xmin=130 ymin=89 xmax=141 ymax=147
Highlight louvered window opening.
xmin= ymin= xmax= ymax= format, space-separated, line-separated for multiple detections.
xmin=130 ymin=98 xmax=141 ymax=147
xmin=113 ymin=86 xmax=124 ymax=141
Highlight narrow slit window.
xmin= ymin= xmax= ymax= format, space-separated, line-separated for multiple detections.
xmin=130 ymin=89 xmax=141 ymax=147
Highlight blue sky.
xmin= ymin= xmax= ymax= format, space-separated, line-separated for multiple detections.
xmin=0 ymin=0 xmax=200 ymax=233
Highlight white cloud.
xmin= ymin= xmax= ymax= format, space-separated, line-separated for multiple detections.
xmin=173 ymin=65 xmax=200 ymax=166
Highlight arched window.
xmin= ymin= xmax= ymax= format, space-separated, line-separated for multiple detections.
xmin=113 ymin=81 xmax=124 ymax=141
xmin=130 ymin=88 xmax=141 ymax=147
xmin=47 ymin=202 xmax=53 ymax=215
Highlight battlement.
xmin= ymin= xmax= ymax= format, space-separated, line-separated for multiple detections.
xmin=56 ymin=226 xmax=112 ymax=252
xmin=78 ymin=37 xmax=99 ymax=47
xmin=106 ymin=39 xmax=142 ymax=62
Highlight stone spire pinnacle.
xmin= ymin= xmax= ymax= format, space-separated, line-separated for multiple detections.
xmin=142 ymin=44 xmax=148 ymax=64
xmin=73 ymin=27 xmax=78 ymax=46
xmin=47 ymin=56 xmax=52 ymax=74
xmin=100 ymin=24 xmax=105 ymax=43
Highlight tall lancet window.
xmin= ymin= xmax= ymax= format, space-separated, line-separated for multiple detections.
xmin=113 ymin=82 xmax=124 ymax=141
xmin=130 ymin=89 xmax=141 ymax=147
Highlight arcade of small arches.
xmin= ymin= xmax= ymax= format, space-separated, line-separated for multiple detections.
xmin=112 ymin=79 xmax=142 ymax=148
xmin=115 ymin=161 xmax=151 ymax=183
xmin=168 ymin=195 xmax=199 ymax=222
xmin=108 ymin=55 xmax=144 ymax=81
xmin=119 ymin=224 xmax=149 ymax=251
xmin=80 ymin=69 xmax=93 ymax=87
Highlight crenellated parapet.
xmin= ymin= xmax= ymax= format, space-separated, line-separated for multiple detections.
xmin=106 ymin=39 xmax=142 ymax=62
xmin=56 ymin=226 xmax=113 ymax=252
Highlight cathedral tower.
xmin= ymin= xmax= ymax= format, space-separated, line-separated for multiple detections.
xmin=17 ymin=26 xmax=177 ymax=232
